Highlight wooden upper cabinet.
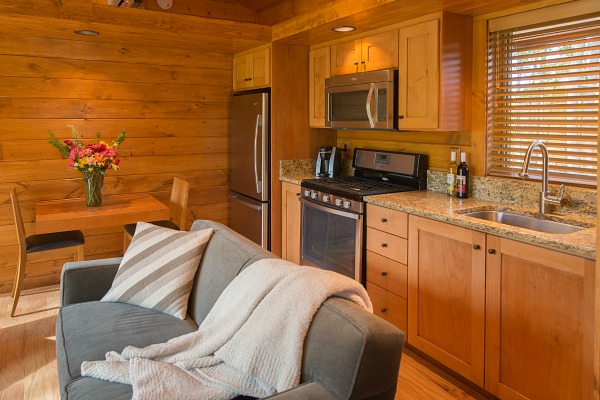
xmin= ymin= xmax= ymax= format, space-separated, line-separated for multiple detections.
xmin=408 ymin=215 xmax=486 ymax=386
xmin=485 ymin=236 xmax=595 ymax=400
xmin=331 ymin=30 xmax=398 ymax=75
xmin=398 ymin=12 xmax=472 ymax=131
xmin=233 ymin=45 xmax=271 ymax=91
xmin=309 ymin=47 xmax=331 ymax=128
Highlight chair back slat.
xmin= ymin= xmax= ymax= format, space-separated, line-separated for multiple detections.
xmin=170 ymin=177 xmax=189 ymax=230
xmin=10 ymin=189 xmax=27 ymax=250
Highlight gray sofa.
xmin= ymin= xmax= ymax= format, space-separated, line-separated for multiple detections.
xmin=56 ymin=220 xmax=405 ymax=400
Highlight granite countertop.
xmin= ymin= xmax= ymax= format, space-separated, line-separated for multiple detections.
xmin=279 ymin=160 xmax=596 ymax=259
xmin=365 ymin=191 xmax=596 ymax=260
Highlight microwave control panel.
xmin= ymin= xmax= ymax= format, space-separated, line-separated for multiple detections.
xmin=377 ymin=89 xmax=387 ymax=121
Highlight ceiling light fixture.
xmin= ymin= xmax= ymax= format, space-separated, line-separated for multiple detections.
xmin=332 ymin=26 xmax=356 ymax=32
xmin=74 ymin=29 xmax=100 ymax=36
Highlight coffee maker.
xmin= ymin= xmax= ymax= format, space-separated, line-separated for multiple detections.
xmin=316 ymin=146 xmax=342 ymax=178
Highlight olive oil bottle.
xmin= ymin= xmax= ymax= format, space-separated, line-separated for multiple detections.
xmin=447 ymin=150 xmax=457 ymax=197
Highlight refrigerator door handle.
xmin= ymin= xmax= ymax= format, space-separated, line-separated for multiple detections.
xmin=254 ymin=114 xmax=262 ymax=194
xmin=230 ymin=193 xmax=263 ymax=211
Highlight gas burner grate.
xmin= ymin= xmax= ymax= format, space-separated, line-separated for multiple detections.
xmin=302 ymin=177 xmax=414 ymax=198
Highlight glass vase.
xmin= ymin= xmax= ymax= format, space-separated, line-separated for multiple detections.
xmin=82 ymin=170 xmax=104 ymax=207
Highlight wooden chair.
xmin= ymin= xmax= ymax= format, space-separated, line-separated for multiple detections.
xmin=10 ymin=189 xmax=84 ymax=317
xmin=123 ymin=177 xmax=190 ymax=249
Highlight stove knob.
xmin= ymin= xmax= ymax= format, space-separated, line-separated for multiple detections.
xmin=343 ymin=200 xmax=352 ymax=209
xmin=304 ymin=189 xmax=311 ymax=197
xmin=322 ymin=195 xmax=331 ymax=203
xmin=335 ymin=198 xmax=343 ymax=207
xmin=311 ymin=191 xmax=318 ymax=200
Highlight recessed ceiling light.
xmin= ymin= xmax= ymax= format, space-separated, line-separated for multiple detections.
xmin=332 ymin=26 xmax=356 ymax=32
xmin=74 ymin=30 xmax=100 ymax=36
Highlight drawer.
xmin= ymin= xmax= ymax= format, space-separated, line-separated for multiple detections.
xmin=366 ymin=227 xmax=407 ymax=264
xmin=367 ymin=281 xmax=408 ymax=333
xmin=366 ymin=250 xmax=407 ymax=299
xmin=367 ymin=205 xmax=408 ymax=238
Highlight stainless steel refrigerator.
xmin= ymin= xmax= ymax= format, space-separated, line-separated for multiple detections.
xmin=229 ymin=89 xmax=270 ymax=250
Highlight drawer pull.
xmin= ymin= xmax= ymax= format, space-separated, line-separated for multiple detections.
xmin=488 ymin=249 xmax=496 ymax=254
xmin=381 ymin=271 xmax=388 ymax=277
xmin=381 ymin=243 xmax=387 ymax=248
xmin=380 ymin=307 xmax=387 ymax=313
xmin=473 ymin=244 xmax=481 ymax=250
xmin=380 ymin=218 xmax=388 ymax=223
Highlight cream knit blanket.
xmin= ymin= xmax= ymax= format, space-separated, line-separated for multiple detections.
xmin=81 ymin=258 xmax=372 ymax=400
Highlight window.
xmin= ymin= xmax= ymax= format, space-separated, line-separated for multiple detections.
xmin=487 ymin=13 xmax=599 ymax=187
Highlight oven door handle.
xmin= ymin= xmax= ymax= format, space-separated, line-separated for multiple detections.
xmin=366 ymin=83 xmax=375 ymax=128
xmin=300 ymin=197 xmax=361 ymax=220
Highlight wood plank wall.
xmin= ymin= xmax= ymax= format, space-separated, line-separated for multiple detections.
xmin=0 ymin=3 xmax=270 ymax=293
xmin=337 ymin=130 xmax=472 ymax=173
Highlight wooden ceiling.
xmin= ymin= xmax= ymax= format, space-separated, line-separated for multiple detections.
xmin=143 ymin=0 xmax=325 ymax=26
xmin=142 ymin=0 xmax=578 ymax=46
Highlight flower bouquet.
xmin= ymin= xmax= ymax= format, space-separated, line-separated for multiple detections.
xmin=49 ymin=125 xmax=126 ymax=206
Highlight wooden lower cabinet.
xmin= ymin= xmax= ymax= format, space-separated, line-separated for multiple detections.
xmin=281 ymin=182 xmax=301 ymax=264
xmin=485 ymin=236 xmax=595 ymax=400
xmin=367 ymin=281 xmax=407 ymax=333
xmin=365 ymin=205 xmax=409 ymax=334
xmin=408 ymin=215 xmax=595 ymax=399
xmin=408 ymin=215 xmax=486 ymax=386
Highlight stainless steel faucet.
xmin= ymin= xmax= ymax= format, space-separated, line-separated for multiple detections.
xmin=518 ymin=140 xmax=566 ymax=214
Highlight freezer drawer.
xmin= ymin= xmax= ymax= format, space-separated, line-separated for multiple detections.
xmin=229 ymin=192 xmax=270 ymax=250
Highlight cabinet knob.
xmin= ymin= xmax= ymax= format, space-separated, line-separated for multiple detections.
xmin=488 ymin=249 xmax=496 ymax=254
xmin=381 ymin=271 xmax=388 ymax=277
xmin=381 ymin=243 xmax=388 ymax=248
xmin=295 ymin=193 xmax=300 ymax=196
xmin=380 ymin=218 xmax=388 ymax=223
xmin=380 ymin=307 xmax=387 ymax=313
xmin=473 ymin=244 xmax=481 ymax=250
xmin=398 ymin=115 xmax=404 ymax=120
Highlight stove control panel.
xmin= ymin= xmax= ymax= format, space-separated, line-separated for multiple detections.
xmin=300 ymin=188 xmax=363 ymax=214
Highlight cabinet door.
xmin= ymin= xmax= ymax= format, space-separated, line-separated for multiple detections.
xmin=250 ymin=47 xmax=270 ymax=88
xmin=309 ymin=47 xmax=331 ymax=128
xmin=281 ymin=182 xmax=301 ymax=264
xmin=233 ymin=54 xmax=250 ymax=91
xmin=408 ymin=215 xmax=485 ymax=386
xmin=331 ymin=39 xmax=361 ymax=75
xmin=485 ymin=236 xmax=595 ymax=400
xmin=398 ymin=19 xmax=440 ymax=130
xmin=361 ymin=30 xmax=398 ymax=71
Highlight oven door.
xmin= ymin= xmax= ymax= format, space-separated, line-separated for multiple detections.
xmin=300 ymin=197 xmax=363 ymax=283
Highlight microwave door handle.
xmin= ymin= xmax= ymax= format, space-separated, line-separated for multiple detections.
xmin=366 ymin=83 xmax=375 ymax=128
xmin=254 ymin=114 xmax=262 ymax=193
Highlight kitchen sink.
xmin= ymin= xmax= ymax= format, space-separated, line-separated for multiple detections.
xmin=459 ymin=210 xmax=590 ymax=234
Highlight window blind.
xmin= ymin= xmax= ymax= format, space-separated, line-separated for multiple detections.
xmin=487 ymin=14 xmax=600 ymax=187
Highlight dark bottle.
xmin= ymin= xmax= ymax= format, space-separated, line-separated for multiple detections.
xmin=456 ymin=152 xmax=469 ymax=199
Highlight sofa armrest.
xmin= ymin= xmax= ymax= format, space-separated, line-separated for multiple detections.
xmin=60 ymin=257 xmax=122 ymax=306
xmin=264 ymin=382 xmax=338 ymax=400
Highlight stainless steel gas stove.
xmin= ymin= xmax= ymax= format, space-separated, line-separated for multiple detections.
xmin=300 ymin=148 xmax=427 ymax=283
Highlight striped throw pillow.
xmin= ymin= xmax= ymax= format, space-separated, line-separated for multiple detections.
xmin=102 ymin=222 xmax=213 ymax=319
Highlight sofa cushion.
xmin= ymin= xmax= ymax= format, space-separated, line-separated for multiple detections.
xmin=187 ymin=220 xmax=277 ymax=325
xmin=65 ymin=377 xmax=257 ymax=400
xmin=102 ymin=222 xmax=213 ymax=319
xmin=56 ymin=301 xmax=198 ymax=398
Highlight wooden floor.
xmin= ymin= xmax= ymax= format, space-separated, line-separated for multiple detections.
xmin=0 ymin=286 xmax=486 ymax=400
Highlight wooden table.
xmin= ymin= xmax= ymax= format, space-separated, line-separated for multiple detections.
xmin=35 ymin=193 xmax=170 ymax=234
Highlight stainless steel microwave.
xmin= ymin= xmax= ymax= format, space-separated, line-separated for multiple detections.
xmin=325 ymin=69 xmax=397 ymax=130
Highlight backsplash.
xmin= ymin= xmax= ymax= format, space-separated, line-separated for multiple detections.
xmin=428 ymin=171 xmax=597 ymax=218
